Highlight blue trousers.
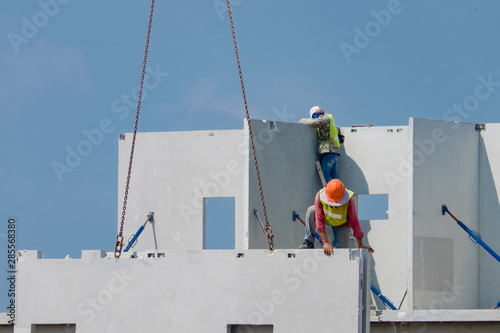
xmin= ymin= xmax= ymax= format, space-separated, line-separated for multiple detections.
xmin=321 ymin=153 xmax=340 ymax=183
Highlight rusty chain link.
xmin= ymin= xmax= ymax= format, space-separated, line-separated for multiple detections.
xmin=114 ymin=0 xmax=156 ymax=259
xmin=226 ymin=0 xmax=274 ymax=251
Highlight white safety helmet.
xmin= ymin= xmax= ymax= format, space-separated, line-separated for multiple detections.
xmin=309 ymin=106 xmax=324 ymax=118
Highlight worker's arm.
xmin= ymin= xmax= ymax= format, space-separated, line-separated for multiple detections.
xmin=319 ymin=230 xmax=334 ymax=256
xmin=347 ymin=200 xmax=374 ymax=253
xmin=314 ymin=193 xmax=335 ymax=256
xmin=357 ymin=238 xmax=374 ymax=253
xmin=298 ymin=116 xmax=329 ymax=128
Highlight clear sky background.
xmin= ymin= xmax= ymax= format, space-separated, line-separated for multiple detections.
xmin=1 ymin=0 xmax=500 ymax=293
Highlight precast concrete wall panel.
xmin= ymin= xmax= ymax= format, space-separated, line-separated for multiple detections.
xmin=114 ymin=117 xmax=500 ymax=314
xmin=478 ymin=123 xmax=500 ymax=308
xmin=118 ymin=130 xmax=246 ymax=251
xmin=246 ymin=120 xmax=322 ymax=250
xmin=411 ymin=118 xmax=479 ymax=309
xmin=339 ymin=125 xmax=411 ymax=310
xmin=16 ymin=249 xmax=370 ymax=333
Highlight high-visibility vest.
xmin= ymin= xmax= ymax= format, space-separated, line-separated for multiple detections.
xmin=318 ymin=114 xmax=340 ymax=148
xmin=319 ymin=189 xmax=354 ymax=227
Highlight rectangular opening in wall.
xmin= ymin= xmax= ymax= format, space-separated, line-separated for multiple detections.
xmin=31 ymin=324 xmax=76 ymax=333
xmin=357 ymin=194 xmax=389 ymax=221
xmin=228 ymin=325 xmax=273 ymax=333
xmin=203 ymin=197 xmax=235 ymax=249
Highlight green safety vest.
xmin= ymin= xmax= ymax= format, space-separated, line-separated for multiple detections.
xmin=317 ymin=114 xmax=340 ymax=148
xmin=319 ymin=189 xmax=354 ymax=227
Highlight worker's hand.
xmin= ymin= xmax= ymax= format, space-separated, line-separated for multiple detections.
xmin=298 ymin=118 xmax=308 ymax=124
xmin=360 ymin=245 xmax=374 ymax=253
xmin=323 ymin=243 xmax=335 ymax=256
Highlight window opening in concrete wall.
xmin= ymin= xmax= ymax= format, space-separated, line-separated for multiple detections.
xmin=357 ymin=194 xmax=389 ymax=221
xmin=228 ymin=325 xmax=273 ymax=333
xmin=204 ymin=197 xmax=235 ymax=249
xmin=31 ymin=324 xmax=76 ymax=333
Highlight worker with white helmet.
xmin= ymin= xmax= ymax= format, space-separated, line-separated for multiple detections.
xmin=299 ymin=106 xmax=343 ymax=182
xmin=299 ymin=179 xmax=374 ymax=255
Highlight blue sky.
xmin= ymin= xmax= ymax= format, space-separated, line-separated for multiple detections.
xmin=1 ymin=0 xmax=500 ymax=270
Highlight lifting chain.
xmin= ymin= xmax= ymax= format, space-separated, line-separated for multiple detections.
xmin=114 ymin=0 xmax=156 ymax=259
xmin=226 ymin=0 xmax=274 ymax=251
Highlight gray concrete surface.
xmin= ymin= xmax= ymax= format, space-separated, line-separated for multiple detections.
xmin=478 ymin=123 xmax=500 ymax=308
xmin=118 ymin=129 xmax=248 ymax=250
xmin=15 ymin=249 xmax=370 ymax=333
xmin=246 ymin=119 xmax=323 ymax=249
xmin=411 ymin=118 xmax=480 ymax=309
xmin=13 ymin=117 xmax=500 ymax=332
xmin=116 ymin=117 xmax=500 ymax=311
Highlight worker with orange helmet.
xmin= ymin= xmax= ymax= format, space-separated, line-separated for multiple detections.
xmin=299 ymin=179 xmax=374 ymax=255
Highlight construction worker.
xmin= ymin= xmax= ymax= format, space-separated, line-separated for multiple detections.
xmin=298 ymin=179 xmax=374 ymax=255
xmin=299 ymin=106 xmax=343 ymax=182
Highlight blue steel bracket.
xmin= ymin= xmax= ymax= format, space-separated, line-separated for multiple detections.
xmin=371 ymin=285 xmax=397 ymax=310
xmin=123 ymin=211 xmax=154 ymax=253
xmin=148 ymin=211 xmax=154 ymax=222
xmin=127 ymin=234 xmax=138 ymax=249
xmin=123 ymin=225 xmax=145 ymax=252
xmin=468 ymin=230 xmax=481 ymax=244
xmin=442 ymin=205 xmax=500 ymax=263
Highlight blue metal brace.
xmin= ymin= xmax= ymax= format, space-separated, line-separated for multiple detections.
xmin=124 ymin=211 xmax=154 ymax=252
xmin=442 ymin=205 xmax=500 ymax=263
